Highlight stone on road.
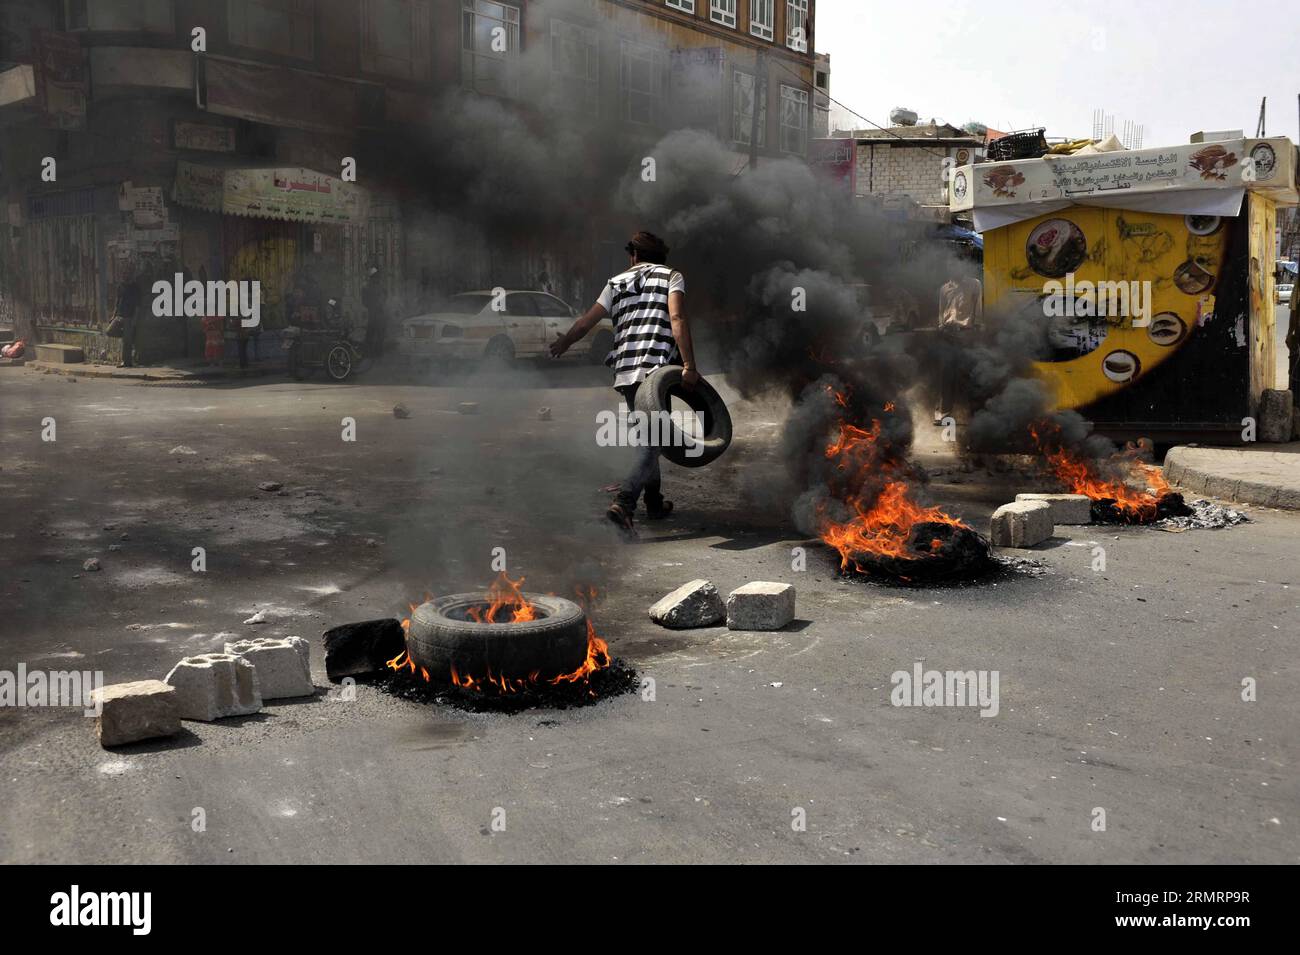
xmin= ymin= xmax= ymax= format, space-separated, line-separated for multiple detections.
xmin=90 ymin=680 xmax=180 ymax=747
xmin=1014 ymin=493 xmax=1092 ymax=525
xmin=726 ymin=581 xmax=795 ymax=631
xmin=648 ymin=579 xmax=725 ymax=629
xmin=989 ymin=500 xmax=1053 ymax=548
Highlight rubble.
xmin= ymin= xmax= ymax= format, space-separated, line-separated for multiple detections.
xmin=1158 ymin=499 xmax=1251 ymax=531
xmin=392 ymin=403 xmax=411 ymax=419
xmin=458 ymin=402 xmax=479 ymax=415
xmin=164 ymin=653 xmax=262 ymax=721
xmin=257 ymin=481 xmax=282 ymax=492
xmin=990 ymin=500 xmax=1054 ymax=548
xmin=537 ymin=407 xmax=552 ymax=421
xmin=224 ymin=636 xmax=313 ymax=699
xmin=726 ymin=582 xmax=795 ymax=631
xmin=91 ymin=680 xmax=180 ymax=747
xmin=1014 ymin=493 xmax=1092 ymax=525
xmin=82 ymin=558 xmax=101 ymax=572
xmin=322 ymin=618 xmax=406 ymax=682
xmin=648 ymin=579 xmax=725 ymax=629
xmin=243 ymin=610 xmax=268 ymax=625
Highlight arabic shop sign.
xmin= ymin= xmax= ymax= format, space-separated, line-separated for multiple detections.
xmin=172 ymin=161 xmax=366 ymax=224
xmin=965 ymin=141 xmax=1248 ymax=208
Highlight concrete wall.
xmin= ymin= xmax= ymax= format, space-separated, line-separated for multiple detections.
xmin=854 ymin=142 xmax=960 ymax=206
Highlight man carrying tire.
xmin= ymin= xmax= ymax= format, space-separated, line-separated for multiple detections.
xmin=549 ymin=231 xmax=699 ymax=534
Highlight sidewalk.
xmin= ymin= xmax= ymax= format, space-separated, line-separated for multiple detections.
xmin=1165 ymin=443 xmax=1300 ymax=510
xmin=24 ymin=358 xmax=286 ymax=382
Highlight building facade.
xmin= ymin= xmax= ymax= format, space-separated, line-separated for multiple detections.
xmin=0 ymin=0 xmax=817 ymax=361
xmin=830 ymin=121 xmax=984 ymax=221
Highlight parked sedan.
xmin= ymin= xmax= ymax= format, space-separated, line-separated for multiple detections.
xmin=400 ymin=290 xmax=614 ymax=368
xmin=1277 ymin=283 xmax=1293 ymax=306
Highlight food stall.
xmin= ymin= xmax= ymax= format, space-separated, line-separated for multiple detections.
xmin=950 ymin=136 xmax=1298 ymax=443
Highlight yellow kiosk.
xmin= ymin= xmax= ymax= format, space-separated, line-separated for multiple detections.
xmin=950 ymin=137 xmax=1298 ymax=442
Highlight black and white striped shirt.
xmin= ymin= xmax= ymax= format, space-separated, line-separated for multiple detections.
xmin=597 ymin=264 xmax=685 ymax=387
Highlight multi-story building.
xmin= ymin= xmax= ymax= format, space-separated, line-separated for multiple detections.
xmin=0 ymin=0 xmax=816 ymax=362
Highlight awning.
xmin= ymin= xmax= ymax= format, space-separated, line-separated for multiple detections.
xmin=951 ymin=137 xmax=1298 ymax=231
xmin=172 ymin=160 xmax=368 ymax=225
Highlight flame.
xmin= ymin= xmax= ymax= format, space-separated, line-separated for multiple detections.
xmin=1031 ymin=422 xmax=1169 ymax=521
xmin=466 ymin=572 xmax=538 ymax=623
xmin=388 ymin=581 xmax=610 ymax=695
xmin=817 ymin=408 xmax=969 ymax=575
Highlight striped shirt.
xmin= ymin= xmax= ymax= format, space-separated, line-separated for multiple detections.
xmin=597 ymin=264 xmax=685 ymax=387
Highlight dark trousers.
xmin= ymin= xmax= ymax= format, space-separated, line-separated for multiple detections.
xmin=615 ymin=382 xmax=664 ymax=512
xmin=937 ymin=326 xmax=967 ymax=415
xmin=120 ymin=317 xmax=138 ymax=366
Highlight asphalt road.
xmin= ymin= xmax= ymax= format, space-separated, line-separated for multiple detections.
xmin=1 ymin=361 xmax=1296 ymax=864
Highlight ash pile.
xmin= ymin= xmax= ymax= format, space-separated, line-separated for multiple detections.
xmin=1157 ymin=499 xmax=1251 ymax=531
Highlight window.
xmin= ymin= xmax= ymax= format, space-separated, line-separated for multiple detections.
xmin=710 ymin=0 xmax=736 ymax=28
xmin=360 ymin=0 xmax=431 ymax=80
xmin=749 ymin=0 xmax=774 ymax=40
xmin=550 ymin=19 xmax=598 ymax=112
xmin=65 ymin=0 xmax=175 ymax=32
xmin=731 ymin=69 xmax=767 ymax=147
xmin=779 ymin=84 xmax=808 ymax=154
xmin=227 ymin=0 xmax=315 ymax=60
xmin=530 ymin=293 xmax=573 ymax=317
xmin=462 ymin=0 xmax=520 ymax=97
xmin=620 ymin=39 xmax=668 ymax=126
xmin=505 ymin=293 xmax=539 ymax=317
xmin=786 ymin=0 xmax=808 ymax=52
xmin=665 ymin=1 xmax=695 ymax=12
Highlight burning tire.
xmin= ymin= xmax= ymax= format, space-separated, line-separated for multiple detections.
xmin=633 ymin=364 xmax=732 ymax=468
xmin=406 ymin=593 xmax=589 ymax=681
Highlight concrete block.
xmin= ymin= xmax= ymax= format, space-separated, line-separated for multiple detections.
xmin=990 ymin=500 xmax=1054 ymax=548
xmin=90 ymin=680 xmax=180 ymax=747
xmin=225 ymin=636 xmax=313 ymax=700
xmin=1258 ymin=389 xmax=1293 ymax=443
xmin=164 ymin=653 xmax=262 ymax=721
xmin=34 ymin=343 xmax=84 ymax=364
xmin=726 ymin=581 xmax=795 ymax=631
xmin=649 ymin=579 xmax=725 ymax=629
xmin=1015 ymin=493 xmax=1092 ymax=524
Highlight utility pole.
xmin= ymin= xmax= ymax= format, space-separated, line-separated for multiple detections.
xmin=748 ymin=49 xmax=766 ymax=171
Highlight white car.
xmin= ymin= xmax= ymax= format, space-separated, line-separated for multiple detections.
xmin=400 ymin=290 xmax=614 ymax=366
xmin=1277 ymin=283 xmax=1293 ymax=306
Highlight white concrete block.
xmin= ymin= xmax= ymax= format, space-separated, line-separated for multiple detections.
xmin=726 ymin=581 xmax=796 ymax=631
xmin=164 ymin=653 xmax=262 ymax=721
xmin=990 ymin=500 xmax=1054 ymax=548
xmin=224 ymin=636 xmax=313 ymax=700
xmin=1015 ymin=493 xmax=1093 ymax=525
xmin=91 ymin=680 xmax=180 ymax=747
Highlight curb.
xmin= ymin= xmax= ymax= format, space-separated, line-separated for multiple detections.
xmin=25 ymin=360 xmax=286 ymax=383
xmin=1165 ymin=446 xmax=1300 ymax=510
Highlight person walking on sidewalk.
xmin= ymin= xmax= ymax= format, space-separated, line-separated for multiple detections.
xmin=549 ymin=231 xmax=699 ymax=534
xmin=113 ymin=270 xmax=142 ymax=368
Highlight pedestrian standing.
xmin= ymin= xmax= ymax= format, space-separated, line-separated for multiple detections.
xmin=934 ymin=258 xmax=982 ymax=424
xmin=113 ymin=269 xmax=142 ymax=368
xmin=363 ymin=264 xmax=387 ymax=360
